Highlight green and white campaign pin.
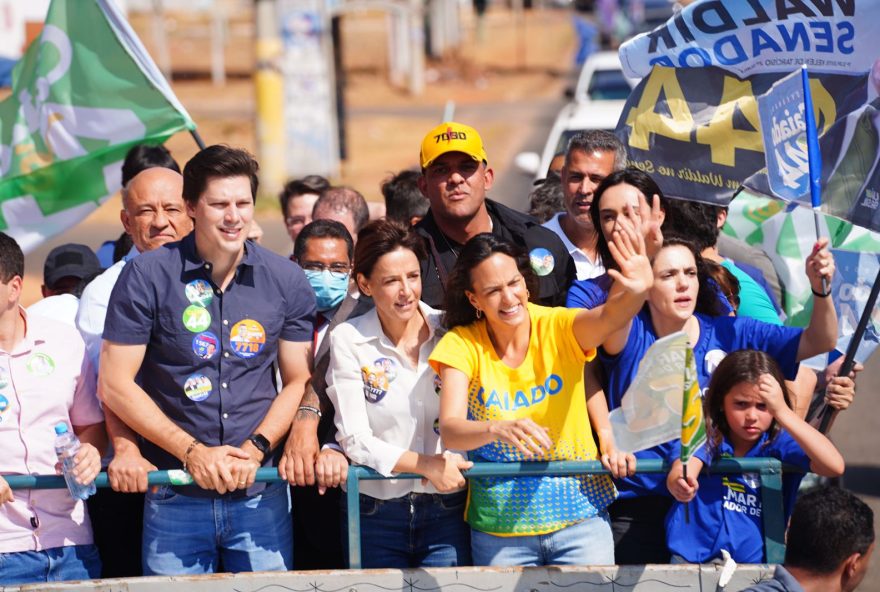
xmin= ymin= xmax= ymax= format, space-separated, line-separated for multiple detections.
xmin=529 ymin=248 xmax=555 ymax=277
xmin=0 ymin=394 xmax=8 ymax=423
xmin=26 ymin=353 xmax=55 ymax=376
xmin=183 ymin=374 xmax=212 ymax=402
xmin=185 ymin=279 xmax=214 ymax=308
xmin=182 ymin=305 xmax=211 ymax=333
xmin=0 ymin=367 xmax=8 ymax=389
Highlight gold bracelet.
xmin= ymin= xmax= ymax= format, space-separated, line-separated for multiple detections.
xmin=182 ymin=438 xmax=202 ymax=473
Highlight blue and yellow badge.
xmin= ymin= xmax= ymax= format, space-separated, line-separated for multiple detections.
xmin=433 ymin=418 xmax=440 ymax=435
xmin=361 ymin=357 xmax=398 ymax=403
xmin=433 ymin=373 xmax=442 ymax=395
xmin=185 ymin=279 xmax=214 ymax=308
xmin=192 ymin=332 xmax=219 ymax=360
xmin=182 ymin=305 xmax=211 ymax=333
xmin=26 ymin=353 xmax=55 ymax=376
xmin=0 ymin=394 xmax=8 ymax=423
xmin=529 ymin=247 xmax=555 ymax=277
xmin=183 ymin=374 xmax=212 ymax=402
xmin=230 ymin=319 xmax=266 ymax=359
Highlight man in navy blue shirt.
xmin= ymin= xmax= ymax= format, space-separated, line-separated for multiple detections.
xmin=100 ymin=145 xmax=315 ymax=575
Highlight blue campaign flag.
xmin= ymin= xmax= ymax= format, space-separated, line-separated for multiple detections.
xmin=801 ymin=66 xmax=823 ymax=210
xmin=757 ymin=69 xmax=809 ymax=201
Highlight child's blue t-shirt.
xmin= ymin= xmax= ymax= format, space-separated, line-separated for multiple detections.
xmin=664 ymin=431 xmax=810 ymax=564
xmin=598 ymin=312 xmax=803 ymax=498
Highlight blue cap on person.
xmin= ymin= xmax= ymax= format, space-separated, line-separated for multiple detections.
xmin=419 ymin=121 xmax=488 ymax=169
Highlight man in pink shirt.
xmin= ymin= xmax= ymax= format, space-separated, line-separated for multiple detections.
xmin=0 ymin=233 xmax=106 ymax=585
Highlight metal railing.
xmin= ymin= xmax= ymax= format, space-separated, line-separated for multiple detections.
xmin=6 ymin=458 xmax=793 ymax=569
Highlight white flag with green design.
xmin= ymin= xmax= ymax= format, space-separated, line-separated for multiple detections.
xmin=725 ymin=190 xmax=880 ymax=366
xmin=0 ymin=0 xmax=195 ymax=253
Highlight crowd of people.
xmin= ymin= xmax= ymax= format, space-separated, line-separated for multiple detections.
xmin=0 ymin=120 xmax=872 ymax=589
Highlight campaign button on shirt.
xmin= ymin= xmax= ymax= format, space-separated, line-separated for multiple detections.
xmin=26 ymin=353 xmax=55 ymax=376
xmin=182 ymin=305 xmax=212 ymax=333
xmin=184 ymin=374 xmax=213 ymax=402
xmin=0 ymin=367 xmax=8 ymax=389
xmin=230 ymin=319 xmax=266 ymax=359
xmin=0 ymin=394 xmax=8 ymax=423
xmin=185 ymin=279 xmax=214 ymax=308
xmin=192 ymin=332 xmax=219 ymax=360
xmin=529 ymin=247 xmax=555 ymax=277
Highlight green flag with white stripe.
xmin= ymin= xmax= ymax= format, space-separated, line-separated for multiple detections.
xmin=0 ymin=0 xmax=195 ymax=253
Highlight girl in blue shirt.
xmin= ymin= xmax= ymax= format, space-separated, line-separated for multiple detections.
xmin=665 ymin=349 xmax=844 ymax=564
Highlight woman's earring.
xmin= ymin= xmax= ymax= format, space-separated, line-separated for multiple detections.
xmin=475 ymin=308 xmax=482 ymax=319
xmin=526 ymin=289 xmax=531 ymax=298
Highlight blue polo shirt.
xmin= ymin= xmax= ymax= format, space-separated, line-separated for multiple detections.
xmin=597 ymin=312 xmax=803 ymax=498
xmin=104 ymin=233 xmax=315 ymax=496
xmin=665 ymin=431 xmax=809 ymax=563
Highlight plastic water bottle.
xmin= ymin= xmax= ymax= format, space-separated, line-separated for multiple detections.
xmin=54 ymin=422 xmax=96 ymax=500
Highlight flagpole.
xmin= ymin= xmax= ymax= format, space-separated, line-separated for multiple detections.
xmin=801 ymin=65 xmax=828 ymax=294
xmin=190 ymin=129 xmax=207 ymax=150
xmin=818 ymin=265 xmax=880 ymax=433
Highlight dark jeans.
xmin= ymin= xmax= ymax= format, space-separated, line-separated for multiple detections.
xmin=609 ymin=495 xmax=673 ymax=564
xmin=87 ymin=488 xmax=144 ymax=577
xmin=342 ymin=491 xmax=471 ymax=569
xmin=291 ymin=484 xmax=344 ymax=569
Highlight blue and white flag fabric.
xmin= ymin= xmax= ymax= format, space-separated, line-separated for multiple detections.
xmin=619 ymin=0 xmax=880 ymax=79
xmin=757 ymin=69 xmax=809 ymax=201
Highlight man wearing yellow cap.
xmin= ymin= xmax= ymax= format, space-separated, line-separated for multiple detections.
xmin=415 ymin=122 xmax=574 ymax=307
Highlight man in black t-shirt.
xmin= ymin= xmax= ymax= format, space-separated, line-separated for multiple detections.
xmin=415 ymin=121 xmax=574 ymax=308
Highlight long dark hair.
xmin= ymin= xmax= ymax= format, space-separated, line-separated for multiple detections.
xmin=653 ymin=236 xmax=726 ymax=317
xmin=442 ymin=234 xmax=539 ymax=329
xmin=704 ymin=349 xmax=792 ymax=457
xmin=590 ymin=168 xmax=665 ymax=271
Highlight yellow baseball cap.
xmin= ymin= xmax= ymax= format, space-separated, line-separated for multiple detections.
xmin=419 ymin=121 xmax=488 ymax=169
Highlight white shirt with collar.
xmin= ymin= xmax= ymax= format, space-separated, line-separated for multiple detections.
xmin=75 ymin=246 xmax=139 ymax=370
xmin=326 ymin=301 xmax=458 ymax=500
xmin=542 ymin=212 xmax=604 ymax=280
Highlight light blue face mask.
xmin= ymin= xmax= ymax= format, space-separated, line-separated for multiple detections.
xmin=304 ymin=269 xmax=349 ymax=312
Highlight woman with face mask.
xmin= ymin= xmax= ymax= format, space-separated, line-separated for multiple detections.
xmin=325 ymin=219 xmax=473 ymax=569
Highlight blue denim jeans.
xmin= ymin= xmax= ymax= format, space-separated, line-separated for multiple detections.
xmin=0 ymin=544 xmax=101 ymax=585
xmin=142 ymin=481 xmax=293 ymax=575
xmin=471 ymin=512 xmax=614 ymax=566
xmin=345 ymin=491 xmax=471 ymax=568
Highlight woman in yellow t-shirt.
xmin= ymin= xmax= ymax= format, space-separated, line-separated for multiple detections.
xmin=430 ymin=219 xmax=651 ymax=567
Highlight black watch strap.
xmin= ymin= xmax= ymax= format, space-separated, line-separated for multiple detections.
xmin=248 ymin=433 xmax=271 ymax=457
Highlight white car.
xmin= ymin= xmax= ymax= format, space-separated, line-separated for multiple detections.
xmin=570 ymin=50 xmax=639 ymax=104
xmin=515 ymin=99 xmax=626 ymax=179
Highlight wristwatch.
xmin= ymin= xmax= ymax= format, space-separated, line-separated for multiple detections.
xmin=247 ymin=433 xmax=271 ymax=458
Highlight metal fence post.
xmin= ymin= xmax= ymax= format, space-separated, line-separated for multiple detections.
xmin=346 ymin=466 xmax=363 ymax=569
xmin=759 ymin=459 xmax=786 ymax=564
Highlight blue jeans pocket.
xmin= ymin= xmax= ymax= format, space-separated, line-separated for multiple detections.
xmin=359 ymin=495 xmax=381 ymax=517
xmin=439 ymin=490 xmax=467 ymax=511
xmin=146 ymin=485 xmax=180 ymax=505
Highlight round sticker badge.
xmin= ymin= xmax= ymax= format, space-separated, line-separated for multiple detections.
xmin=26 ymin=353 xmax=55 ymax=376
xmin=433 ymin=373 xmax=442 ymax=395
xmin=529 ymin=247 xmax=555 ymax=277
xmin=183 ymin=374 xmax=213 ymax=402
xmin=0 ymin=394 xmax=8 ymax=423
xmin=360 ymin=358 xmax=397 ymax=404
xmin=230 ymin=319 xmax=266 ymax=359
xmin=0 ymin=367 xmax=8 ymax=389
xmin=192 ymin=332 xmax=219 ymax=360
xmin=433 ymin=418 xmax=440 ymax=435
xmin=182 ymin=305 xmax=212 ymax=333
xmin=185 ymin=279 xmax=214 ymax=308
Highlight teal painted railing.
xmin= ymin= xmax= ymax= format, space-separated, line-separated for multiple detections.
xmin=6 ymin=458 xmax=793 ymax=569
